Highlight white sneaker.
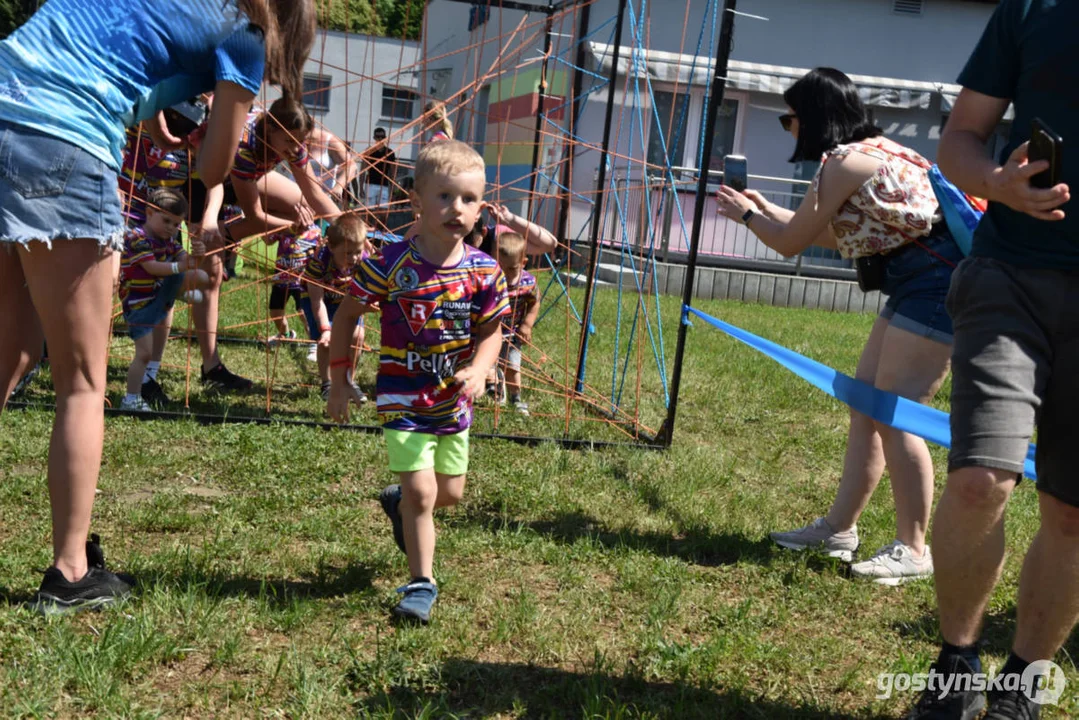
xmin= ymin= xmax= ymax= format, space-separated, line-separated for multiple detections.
xmin=770 ymin=517 xmax=859 ymax=562
xmin=306 ymin=344 xmax=318 ymax=362
xmin=120 ymin=395 xmax=152 ymax=412
xmin=850 ymin=540 xmax=932 ymax=586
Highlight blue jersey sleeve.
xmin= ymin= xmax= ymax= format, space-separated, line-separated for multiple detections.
xmin=215 ymin=24 xmax=266 ymax=96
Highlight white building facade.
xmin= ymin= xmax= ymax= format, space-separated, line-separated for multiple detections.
xmin=421 ymin=0 xmax=1003 ymax=271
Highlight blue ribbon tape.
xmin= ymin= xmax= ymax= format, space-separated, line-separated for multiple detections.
xmin=684 ymin=305 xmax=1037 ymax=480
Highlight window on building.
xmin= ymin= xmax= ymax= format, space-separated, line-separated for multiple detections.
xmin=468 ymin=5 xmax=490 ymax=31
xmin=706 ymin=98 xmax=741 ymax=172
xmin=302 ymin=74 xmax=331 ymax=113
xmin=381 ymin=86 xmax=417 ymax=121
xmin=647 ymin=91 xmax=690 ymax=174
xmin=471 ymin=84 xmax=491 ymax=153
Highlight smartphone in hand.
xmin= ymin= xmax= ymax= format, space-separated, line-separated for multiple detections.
xmin=723 ymin=155 xmax=748 ymax=192
xmin=1028 ymin=118 xmax=1062 ymax=190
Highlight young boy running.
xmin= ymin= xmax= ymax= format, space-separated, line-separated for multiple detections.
xmin=327 ymin=140 xmax=508 ymax=624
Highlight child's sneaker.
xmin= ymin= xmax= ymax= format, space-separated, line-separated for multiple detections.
xmin=510 ymin=395 xmax=529 ymax=416
xmin=349 ymin=382 xmax=367 ymax=406
xmin=770 ymin=517 xmax=859 ymax=562
xmin=850 ymin=540 xmax=933 ymax=585
xmin=140 ymin=378 xmax=169 ymax=407
xmin=320 ymin=380 xmax=332 ymax=401
xmin=393 ymin=579 xmax=438 ymax=624
xmin=201 ymin=363 xmax=253 ymax=393
xmin=120 ymin=395 xmax=152 ymax=412
xmin=266 ymin=328 xmax=297 ymax=349
xmin=306 ymin=343 xmax=318 ymax=362
xmin=31 ymin=535 xmax=136 ymax=615
xmin=379 ymin=484 xmax=407 ymax=554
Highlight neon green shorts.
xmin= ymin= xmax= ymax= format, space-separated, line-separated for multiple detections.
xmin=384 ymin=428 xmax=470 ymax=475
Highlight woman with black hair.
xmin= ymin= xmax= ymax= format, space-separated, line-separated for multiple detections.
xmin=716 ymin=67 xmax=963 ymax=586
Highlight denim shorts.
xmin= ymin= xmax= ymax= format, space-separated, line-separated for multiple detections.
xmin=878 ymin=229 xmax=963 ymax=344
xmin=0 ymin=120 xmax=125 ymax=250
xmin=123 ymin=274 xmax=183 ymax=341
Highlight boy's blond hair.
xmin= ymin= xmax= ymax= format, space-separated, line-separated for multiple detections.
xmin=413 ymin=140 xmax=484 ymax=192
xmin=326 ymin=212 xmax=370 ymax=252
xmin=497 ymin=231 xmax=527 ymax=266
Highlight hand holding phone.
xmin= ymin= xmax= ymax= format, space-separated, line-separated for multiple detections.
xmin=724 ymin=155 xmax=748 ymax=192
xmin=1028 ymin=118 xmax=1062 ymax=190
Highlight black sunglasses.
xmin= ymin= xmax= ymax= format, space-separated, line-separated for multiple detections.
xmin=779 ymin=113 xmax=795 ymax=132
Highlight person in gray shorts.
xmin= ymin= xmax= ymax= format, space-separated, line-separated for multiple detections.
xmin=907 ymin=2 xmax=1078 ymax=719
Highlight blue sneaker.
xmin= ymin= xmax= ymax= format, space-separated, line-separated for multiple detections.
xmin=379 ymin=484 xmax=406 ymax=554
xmin=393 ymin=579 xmax=438 ymax=624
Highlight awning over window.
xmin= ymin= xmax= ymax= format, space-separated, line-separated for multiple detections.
xmin=587 ymin=41 xmax=957 ymax=111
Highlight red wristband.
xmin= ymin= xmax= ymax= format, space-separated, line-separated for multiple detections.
xmin=320 ymin=325 xmax=332 ymax=333
xmin=329 ymin=357 xmax=351 ymax=369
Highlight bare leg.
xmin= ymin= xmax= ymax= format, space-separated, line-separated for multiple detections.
xmin=125 ymin=334 xmax=153 ymax=396
xmin=19 ymin=239 xmax=116 ymax=582
xmin=270 ymin=306 xmax=288 ymax=336
xmin=193 ymin=251 xmax=224 ymax=373
xmin=869 ymin=324 xmax=952 ymax=555
xmin=506 ymin=367 xmax=521 ymax=398
xmin=0 ymin=248 xmax=44 ymax=403
xmin=934 ymin=467 xmax=1016 ymax=646
xmin=399 ymin=469 xmax=467 ymax=581
xmin=150 ymin=308 xmax=172 ymax=364
xmin=1013 ymin=491 xmax=1079 ymax=661
xmin=825 ymin=317 xmax=890 ymax=531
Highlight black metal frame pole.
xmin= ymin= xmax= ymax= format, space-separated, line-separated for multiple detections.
xmin=658 ymin=0 xmax=737 ymax=447
xmin=573 ymin=0 xmax=628 ymax=395
xmin=527 ymin=13 xmax=555 ymax=218
xmin=554 ymin=0 xmax=591 ymax=256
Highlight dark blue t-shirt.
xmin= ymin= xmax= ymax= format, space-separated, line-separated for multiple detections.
xmin=958 ymin=0 xmax=1079 ymax=268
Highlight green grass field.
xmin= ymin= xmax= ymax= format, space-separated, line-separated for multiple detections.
xmin=0 ymin=265 xmax=1071 ymax=719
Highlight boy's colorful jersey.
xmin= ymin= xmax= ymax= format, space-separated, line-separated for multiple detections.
xmin=270 ymin=224 xmax=321 ymax=290
xmin=350 ymin=240 xmax=509 ymax=435
xmin=119 ymin=226 xmax=183 ymax=313
xmin=230 ymin=112 xmax=309 ymax=182
xmin=118 ymin=126 xmax=193 ymax=224
xmin=304 ymin=245 xmax=357 ymax=307
xmin=503 ymin=270 xmax=537 ymax=339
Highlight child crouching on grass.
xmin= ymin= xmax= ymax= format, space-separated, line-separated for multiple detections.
xmin=119 ymin=188 xmax=210 ymax=410
xmin=327 ymin=140 xmax=508 ymax=625
xmin=305 ymin=213 xmax=372 ymax=402
xmin=266 ymin=222 xmax=321 ymax=353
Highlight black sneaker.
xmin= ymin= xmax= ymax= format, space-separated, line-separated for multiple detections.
xmin=31 ymin=535 xmax=135 ymax=615
xmin=985 ymin=686 xmax=1041 ymax=720
xmin=379 ymin=484 xmax=407 ymax=554
xmin=201 ymin=362 xmax=253 ymax=393
xmin=141 ymin=377 xmax=170 ymax=407
xmin=321 ymin=380 xmax=332 ymax=401
xmin=85 ymin=533 xmax=137 ymax=587
xmin=906 ymin=656 xmax=986 ymax=719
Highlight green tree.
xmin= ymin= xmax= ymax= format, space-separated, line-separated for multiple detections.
xmin=317 ymin=0 xmax=385 ymax=35
xmin=378 ymin=0 xmax=423 ymax=40
xmin=0 ymin=0 xmax=37 ymax=39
